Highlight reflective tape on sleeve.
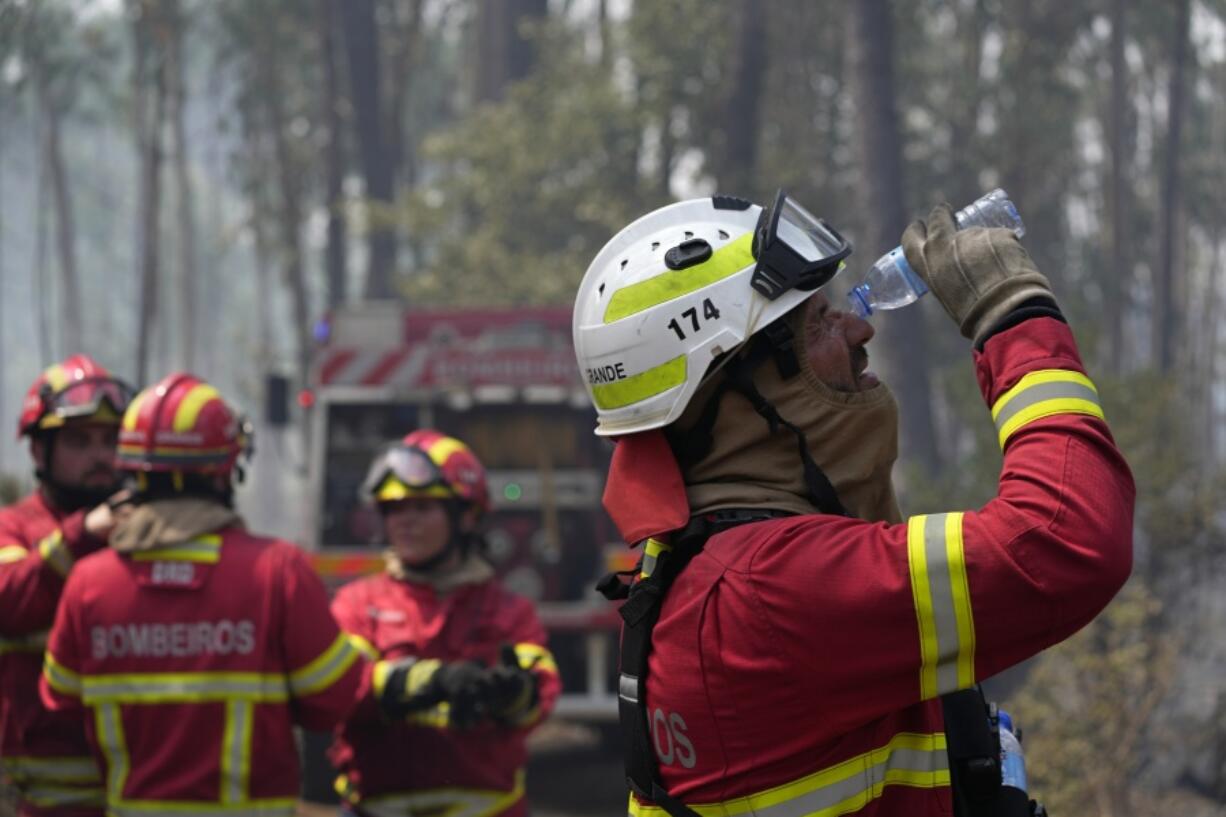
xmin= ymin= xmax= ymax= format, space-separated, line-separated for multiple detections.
xmin=81 ymin=672 xmax=289 ymax=703
xmin=0 ymin=544 xmax=28 ymax=564
xmin=43 ymin=653 xmax=84 ymax=697
xmin=991 ymin=369 xmax=1104 ymax=449
xmin=603 ymin=232 xmax=754 ymax=323
xmin=38 ymin=530 xmax=72 ymax=577
xmin=591 ymin=356 xmax=686 ymax=410
xmin=513 ymin=642 xmax=558 ymax=676
xmin=345 ymin=633 xmax=380 ymax=661
xmin=907 ymin=513 xmax=976 ymax=700
xmin=287 ymin=633 xmax=361 ymax=697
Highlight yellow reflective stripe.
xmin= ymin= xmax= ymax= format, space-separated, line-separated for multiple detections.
xmin=43 ymin=364 xmax=71 ymax=392
xmin=639 ymin=537 xmax=672 ymax=579
xmin=220 ymin=699 xmax=254 ymax=804
xmin=425 ymin=435 xmax=471 ymax=464
xmin=0 ymin=630 xmax=47 ymax=655
xmin=991 ymin=369 xmax=1103 ymax=448
xmin=81 ymin=672 xmax=288 ymax=703
xmin=38 ymin=530 xmax=72 ymax=577
xmin=346 ymin=633 xmax=380 ymax=661
xmin=371 ymin=659 xmax=396 ymax=699
xmin=603 ymin=232 xmax=755 ymax=323
xmin=44 ymin=652 xmax=84 ymax=696
xmin=122 ymin=390 xmax=151 ymax=431
xmin=908 ymin=514 xmax=975 ymax=700
xmin=1 ymin=755 xmax=101 ymax=783
xmin=592 ymin=355 xmax=687 ymax=411
xmin=105 ymin=798 xmax=295 ymax=816
xmin=513 ymin=643 xmax=558 ymax=676
xmin=95 ymin=702 xmax=129 ymax=803
xmin=361 ymin=768 xmax=525 ymax=817
xmin=0 ymin=544 xmax=28 ymax=563
xmin=20 ymin=783 xmax=105 ymax=809
xmin=287 ymin=632 xmax=361 ymax=696
xmin=407 ymin=701 xmax=451 ymax=729
xmin=130 ymin=535 xmax=222 ymax=564
xmin=628 ymin=733 xmax=948 ymax=817
xmin=172 ymin=384 xmax=222 ymax=432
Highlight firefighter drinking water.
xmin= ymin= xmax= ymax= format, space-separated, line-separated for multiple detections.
xmin=0 ymin=355 xmax=134 ymax=817
xmin=328 ymin=430 xmax=561 ymax=817
xmin=572 ymin=193 xmax=1134 ymax=815
xmin=40 ymin=372 xmax=367 ymax=817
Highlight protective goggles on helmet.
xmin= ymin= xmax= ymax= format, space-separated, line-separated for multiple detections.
xmin=361 ymin=445 xmax=452 ymax=504
xmin=751 ymin=189 xmax=852 ymax=301
xmin=39 ymin=377 xmax=135 ymax=429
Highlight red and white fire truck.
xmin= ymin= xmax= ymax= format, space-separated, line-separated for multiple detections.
xmin=302 ymin=302 xmax=623 ymax=720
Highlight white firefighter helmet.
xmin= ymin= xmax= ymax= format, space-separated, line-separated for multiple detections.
xmin=573 ymin=193 xmax=851 ymax=436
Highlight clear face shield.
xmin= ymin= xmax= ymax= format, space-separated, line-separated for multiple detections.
xmin=751 ymin=190 xmax=852 ymax=301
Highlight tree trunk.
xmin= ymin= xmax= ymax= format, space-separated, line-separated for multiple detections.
xmin=132 ymin=1 xmax=168 ymax=385
xmin=340 ymin=0 xmax=397 ymax=300
xmin=475 ymin=0 xmax=548 ymax=104
xmin=1103 ymin=0 xmax=1129 ymax=375
xmin=947 ymin=0 xmax=988 ymax=206
xmin=259 ymin=51 xmax=313 ymax=397
xmin=319 ymin=0 xmax=348 ymax=310
xmin=169 ymin=0 xmax=197 ymax=371
xmin=33 ymin=116 xmax=53 ymax=364
xmin=847 ymin=0 xmax=943 ymax=476
xmin=34 ymin=64 xmax=82 ymax=355
xmin=718 ymin=0 xmax=767 ymax=197
xmin=1154 ymin=0 xmax=1190 ymax=374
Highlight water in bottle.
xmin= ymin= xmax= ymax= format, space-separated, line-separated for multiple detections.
xmin=847 ymin=188 xmax=1026 ymax=319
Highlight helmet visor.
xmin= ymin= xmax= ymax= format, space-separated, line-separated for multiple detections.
xmin=43 ymin=377 xmax=135 ymax=427
xmin=360 ymin=445 xmax=448 ymax=502
xmin=751 ymin=190 xmax=852 ymax=300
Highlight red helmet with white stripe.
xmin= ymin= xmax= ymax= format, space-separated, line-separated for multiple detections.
xmin=361 ymin=429 xmax=490 ymax=513
xmin=116 ymin=372 xmax=252 ymax=478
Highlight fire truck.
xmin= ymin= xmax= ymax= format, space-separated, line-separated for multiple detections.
xmin=302 ymin=302 xmax=623 ymax=721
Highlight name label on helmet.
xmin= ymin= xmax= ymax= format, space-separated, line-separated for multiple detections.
xmin=586 ymin=363 xmax=627 ymax=385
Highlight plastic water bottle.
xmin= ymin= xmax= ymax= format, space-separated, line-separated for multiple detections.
xmin=997 ymin=709 xmax=1031 ymax=813
xmin=847 ymin=188 xmax=1026 ymax=318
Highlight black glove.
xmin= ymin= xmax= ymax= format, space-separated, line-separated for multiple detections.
xmin=485 ymin=644 xmax=540 ymax=724
xmin=375 ymin=657 xmax=493 ymax=727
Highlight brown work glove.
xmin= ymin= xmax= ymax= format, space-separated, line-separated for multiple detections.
xmin=901 ymin=203 xmax=1055 ymax=345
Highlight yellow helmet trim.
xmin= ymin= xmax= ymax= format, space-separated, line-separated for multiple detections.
xmin=374 ymin=475 xmax=453 ymax=502
xmin=590 ymin=354 xmax=687 ymax=410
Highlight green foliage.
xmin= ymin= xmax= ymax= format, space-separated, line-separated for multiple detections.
xmin=402 ymin=19 xmax=658 ymax=306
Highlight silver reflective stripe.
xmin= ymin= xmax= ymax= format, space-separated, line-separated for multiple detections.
xmin=22 ymin=784 xmax=105 ymax=809
xmin=751 ymin=744 xmax=949 ymax=817
xmin=221 ymin=699 xmax=252 ymax=804
xmin=923 ymin=514 xmax=962 ymax=697
xmin=640 ymin=552 xmax=659 ymax=578
xmin=0 ymin=631 xmax=47 ymax=654
xmin=618 ymin=673 xmax=639 ymax=704
xmin=95 ymin=703 xmax=128 ymax=798
xmin=107 ymin=802 xmax=295 ymax=817
xmin=625 ymin=734 xmax=949 ymax=817
xmin=1 ymin=755 xmax=100 ymax=783
xmin=287 ymin=637 xmax=358 ymax=696
xmin=83 ymin=674 xmax=288 ymax=703
xmin=362 ymin=774 xmax=523 ymax=817
xmin=994 ymin=380 xmax=1099 ymax=435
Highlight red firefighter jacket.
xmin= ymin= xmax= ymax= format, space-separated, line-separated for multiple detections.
xmin=632 ymin=318 xmax=1135 ymax=816
xmin=329 ymin=571 xmax=561 ymax=817
xmin=0 ymin=491 xmax=106 ymax=817
xmin=39 ymin=525 xmax=368 ymax=817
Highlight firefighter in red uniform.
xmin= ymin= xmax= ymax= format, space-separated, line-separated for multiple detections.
xmin=0 ymin=355 xmax=135 ymax=816
xmin=328 ymin=429 xmax=561 ymax=817
xmin=40 ymin=372 xmax=368 ymax=817
xmin=572 ymin=195 xmax=1134 ymax=815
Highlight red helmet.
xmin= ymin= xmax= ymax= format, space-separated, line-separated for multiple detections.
xmin=18 ymin=354 xmax=134 ymax=438
xmin=116 ymin=372 xmax=251 ymax=477
xmin=361 ymin=429 xmax=490 ymax=512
